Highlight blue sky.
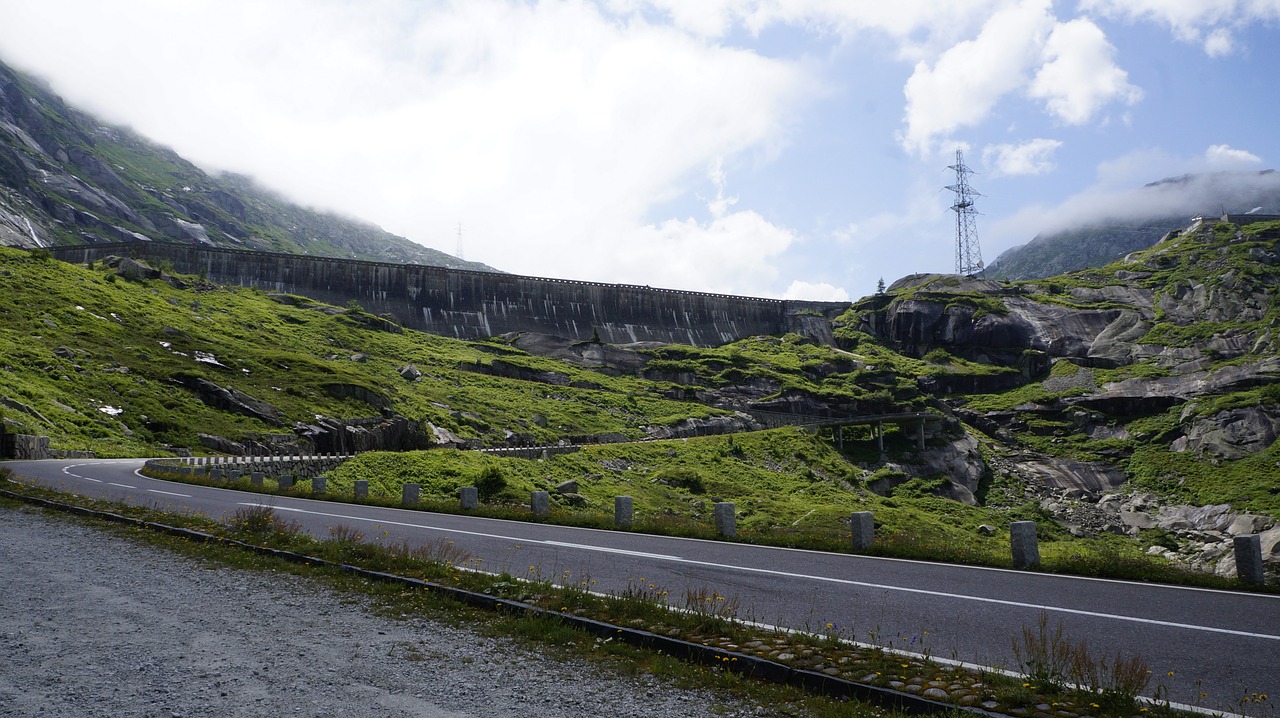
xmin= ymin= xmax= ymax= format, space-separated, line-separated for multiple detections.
xmin=1 ymin=0 xmax=1278 ymax=301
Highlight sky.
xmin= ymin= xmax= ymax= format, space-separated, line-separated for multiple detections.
xmin=1 ymin=1 xmax=1278 ymax=301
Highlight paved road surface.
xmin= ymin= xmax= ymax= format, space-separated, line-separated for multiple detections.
xmin=6 ymin=458 xmax=1278 ymax=712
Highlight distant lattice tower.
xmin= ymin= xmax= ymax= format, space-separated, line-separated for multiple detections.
xmin=946 ymin=148 xmax=984 ymax=276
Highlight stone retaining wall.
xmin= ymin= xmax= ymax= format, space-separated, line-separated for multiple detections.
xmin=145 ymin=454 xmax=352 ymax=483
xmin=0 ymin=433 xmax=95 ymax=460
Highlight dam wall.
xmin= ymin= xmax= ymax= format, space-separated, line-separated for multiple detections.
xmin=49 ymin=243 xmax=846 ymax=346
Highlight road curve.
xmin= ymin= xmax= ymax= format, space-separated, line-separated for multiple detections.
xmin=6 ymin=458 xmax=1278 ymax=711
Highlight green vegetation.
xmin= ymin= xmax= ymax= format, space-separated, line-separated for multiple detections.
xmin=4 ymin=217 xmax=1280 ymax=588
xmin=0 ymin=246 xmax=724 ymax=455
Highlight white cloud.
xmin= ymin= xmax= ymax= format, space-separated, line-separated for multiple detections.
xmin=1202 ymin=27 xmax=1236 ymax=56
xmin=0 ymin=0 xmax=820 ymax=296
xmin=1080 ymin=0 xmax=1280 ymax=55
xmin=613 ymin=0 xmax=1006 ymax=58
xmin=983 ymin=139 xmax=1064 ymax=177
xmin=899 ymin=0 xmax=1055 ymax=155
xmin=1027 ymin=18 xmax=1142 ymax=124
xmin=1204 ymin=144 xmax=1263 ymax=168
xmin=987 ymin=154 xmax=1280 ymax=256
xmin=617 ymin=210 xmax=798 ymax=295
xmin=782 ymin=280 xmax=850 ymax=302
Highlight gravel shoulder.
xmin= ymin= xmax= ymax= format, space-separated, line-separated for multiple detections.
xmin=0 ymin=504 xmax=767 ymax=718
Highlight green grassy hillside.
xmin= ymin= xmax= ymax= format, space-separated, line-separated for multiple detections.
xmin=0 ymin=246 xmax=720 ymax=455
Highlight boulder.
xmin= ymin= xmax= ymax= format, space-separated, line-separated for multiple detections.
xmin=1227 ymin=514 xmax=1273 ymax=536
xmin=1174 ymin=407 xmax=1280 ymax=460
xmin=554 ymin=480 xmax=579 ymax=494
xmin=1018 ymin=457 xmax=1128 ymax=493
xmin=115 ymin=257 xmax=161 ymax=281
xmin=429 ymin=423 xmax=468 ymax=448
xmin=1118 ymin=510 xmax=1156 ymax=530
xmin=174 ymin=375 xmax=283 ymax=426
xmin=643 ymin=413 xmax=760 ymax=440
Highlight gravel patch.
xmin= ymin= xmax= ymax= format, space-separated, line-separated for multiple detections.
xmin=0 ymin=505 xmax=770 ymax=717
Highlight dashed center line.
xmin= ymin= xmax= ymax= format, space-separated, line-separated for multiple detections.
xmin=108 ymin=482 xmax=136 ymax=489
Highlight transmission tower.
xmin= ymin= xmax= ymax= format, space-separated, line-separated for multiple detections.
xmin=946 ymin=148 xmax=984 ymax=276
xmin=455 ymin=222 xmax=465 ymax=260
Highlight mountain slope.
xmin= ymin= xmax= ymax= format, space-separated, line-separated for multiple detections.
xmin=987 ymin=170 xmax=1280 ymax=280
xmin=3 ymin=216 xmax=1279 ymax=575
xmin=0 ymin=59 xmax=494 ymax=270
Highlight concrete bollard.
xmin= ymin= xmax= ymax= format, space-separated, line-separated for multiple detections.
xmin=209 ymin=469 xmax=224 ymax=481
xmin=228 ymin=470 xmax=242 ymax=481
xmin=459 ymin=486 xmax=478 ymax=510
xmin=850 ymin=511 xmax=875 ymax=551
xmin=1010 ymin=521 xmax=1040 ymax=569
xmin=530 ymin=490 xmax=550 ymax=517
xmin=278 ymin=475 xmax=294 ymax=490
xmin=311 ymin=476 xmax=326 ymax=495
xmin=250 ymin=472 xmax=264 ymax=487
xmin=402 ymin=483 xmax=420 ymax=506
xmin=714 ymin=502 xmax=736 ymax=538
xmin=1234 ymin=534 xmax=1265 ymax=585
xmin=615 ymin=496 xmax=634 ymax=529
xmin=354 ymin=480 xmax=368 ymax=500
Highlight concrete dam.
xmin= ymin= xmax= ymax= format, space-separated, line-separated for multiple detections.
xmin=50 ymin=243 xmax=849 ymax=347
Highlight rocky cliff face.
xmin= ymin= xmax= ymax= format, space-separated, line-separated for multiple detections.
xmin=849 ymin=218 xmax=1280 ymax=574
xmin=0 ymin=60 xmax=494 ymax=270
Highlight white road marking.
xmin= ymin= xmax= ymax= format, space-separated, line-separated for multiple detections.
xmin=60 ymin=466 xmax=101 ymax=482
xmin=241 ymin=502 xmax=1279 ymax=642
xmin=108 ymin=482 xmax=136 ymax=489
xmin=542 ymin=540 xmax=680 ymax=561
xmin=147 ymin=489 xmax=191 ymax=497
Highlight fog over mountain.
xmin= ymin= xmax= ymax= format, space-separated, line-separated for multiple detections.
xmin=988 ymin=169 xmax=1280 ymax=280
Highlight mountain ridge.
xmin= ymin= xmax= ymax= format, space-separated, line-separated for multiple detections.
xmin=987 ymin=169 xmax=1280 ymax=280
xmin=0 ymin=59 xmax=495 ymax=270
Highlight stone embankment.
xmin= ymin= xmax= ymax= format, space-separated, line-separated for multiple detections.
xmin=1033 ymin=486 xmax=1280 ymax=577
xmin=0 ymin=432 xmax=95 ymax=460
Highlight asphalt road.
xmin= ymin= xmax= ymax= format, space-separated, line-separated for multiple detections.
xmin=6 ymin=458 xmax=1278 ymax=712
